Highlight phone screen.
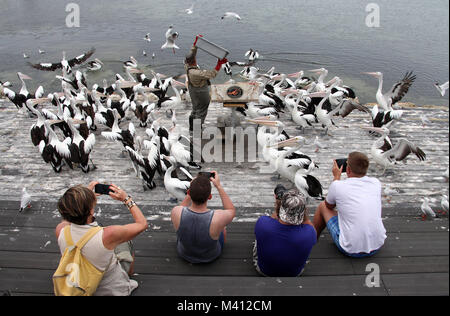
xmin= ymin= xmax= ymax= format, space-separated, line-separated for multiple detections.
xmin=335 ymin=159 xmax=348 ymax=173
xmin=95 ymin=184 xmax=112 ymax=195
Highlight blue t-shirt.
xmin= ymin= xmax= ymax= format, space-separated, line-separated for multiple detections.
xmin=255 ymin=216 xmax=317 ymax=277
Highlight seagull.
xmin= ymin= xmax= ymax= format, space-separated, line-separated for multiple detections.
xmin=434 ymin=81 xmax=449 ymax=97
xmin=38 ymin=49 xmax=46 ymax=54
xmin=420 ymin=197 xmax=436 ymax=220
xmin=221 ymin=12 xmax=241 ymax=20
xmin=420 ymin=114 xmax=432 ymax=127
xmin=245 ymin=49 xmax=260 ymax=62
xmin=439 ymin=195 xmax=449 ymax=215
xmin=23 ymin=53 xmax=30 ymax=59
xmin=185 ymin=3 xmax=194 ymax=14
xmin=313 ymin=136 xmax=326 ymax=153
xmin=143 ymin=50 xmax=147 ymax=57
xmin=144 ymin=33 xmax=152 ymax=42
xmin=20 ymin=187 xmax=32 ymax=212
xmin=161 ymin=25 xmax=179 ymax=54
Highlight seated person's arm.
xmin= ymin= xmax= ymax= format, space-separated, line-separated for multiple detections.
xmin=211 ymin=172 xmax=235 ymax=223
xmin=103 ymin=184 xmax=148 ymax=250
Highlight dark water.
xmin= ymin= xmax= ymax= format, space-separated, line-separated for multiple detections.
xmin=0 ymin=0 xmax=448 ymax=106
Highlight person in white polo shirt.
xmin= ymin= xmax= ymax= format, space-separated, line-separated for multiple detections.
xmin=312 ymin=152 xmax=386 ymax=258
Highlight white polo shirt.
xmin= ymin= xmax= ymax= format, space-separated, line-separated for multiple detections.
xmin=326 ymin=176 xmax=386 ymax=254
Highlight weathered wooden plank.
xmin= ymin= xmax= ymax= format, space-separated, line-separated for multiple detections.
xmin=382 ymin=273 xmax=449 ymax=296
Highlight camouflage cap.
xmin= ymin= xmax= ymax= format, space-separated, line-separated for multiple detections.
xmin=278 ymin=189 xmax=307 ymax=225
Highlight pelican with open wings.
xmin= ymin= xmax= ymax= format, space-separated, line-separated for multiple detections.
xmin=28 ymin=48 xmax=95 ymax=74
xmin=362 ymin=126 xmax=426 ymax=173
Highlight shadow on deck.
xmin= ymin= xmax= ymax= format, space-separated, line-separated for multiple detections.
xmin=0 ymin=200 xmax=448 ymax=296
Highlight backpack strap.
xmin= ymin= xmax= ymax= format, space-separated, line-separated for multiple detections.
xmin=64 ymin=226 xmax=102 ymax=251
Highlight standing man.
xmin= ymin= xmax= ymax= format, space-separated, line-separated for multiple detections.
xmin=185 ymin=35 xmax=228 ymax=133
xmin=312 ymin=152 xmax=387 ymax=258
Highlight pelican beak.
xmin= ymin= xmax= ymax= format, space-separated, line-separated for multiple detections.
xmin=287 ymin=71 xmax=302 ymax=78
xmin=120 ymin=81 xmax=138 ymax=89
xmin=246 ymin=119 xmax=280 ymax=127
xmin=172 ymin=80 xmax=186 ymax=87
xmin=362 ymin=72 xmax=378 ymax=78
xmin=270 ymin=137 xmax=301 ymax=148
xmin=96 ymin=59 xmax=104 ymax=65
xmin=19 ymin=73 xmax=32 ymax=80
xmin=33 ymin=97 xmax=51 ymax=105
xmin=307 ymin=91 xmax=327 ymax=98
xmin=128 ymin=68 xmax=143 ymax=74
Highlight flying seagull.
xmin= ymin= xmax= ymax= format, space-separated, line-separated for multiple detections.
xmin=434 ymin=81 xmax=449 ymax=97
xmin=161 ymin=25 xmax=179 ymax=54
xmin=185 ymin=4 xmax=194 ymax=14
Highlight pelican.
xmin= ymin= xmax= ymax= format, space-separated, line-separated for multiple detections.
xmin=245 ymin=102 xmax=279 ymax=119
xmin=2 ymin=73 xmax=44 ymax=110
xmin=123 ymin=56 xmax=138 ymax=69
xmin=371 ymin=101 xmax=403 ymax=130
xmin=101 ymin=108 xmax=136 ymax=150
xmin=162 ymin=155 xmax=193 ymax=203
xmin=29 ymin=106 xmax=47 ymax=146
xmin=292 ymin=98 xmax=316 ymax=131
xmin=309 ymin=68 xmax=329 ymax=92
xmin=125 ymin=143 xmax=160 ymax=191
xmin=0 ymin=80 xmax=12 ymax=87
xmin=86 ymin=59 xmax=104 ymax=71
xmin=434 ymin=81 xmax=449 ymax=97
xmin=131 ymin=89 xmax=156 ymax=127
xmin=39 ymin=120 xmax=72 ymax=173
xmin=245 ymin=49 xmax=260 ymax=62
xmin=363 ymin=71 xmax=416 ymax=111
xmin=362 ymin=126 xmax=426 ymax=173
xmin=294 ymin=168 xmax=324 ymax=201
xmin=420 ymin=198 xmax=436 ymax=220
xmin=270 ymin=136 xmax=318 ymax=182
xmin=94 ymin=95 xmax=115 ymax=128
xmin=332 ymin=98 xmax=371 ymax=118
xmin=29 ymin=48 xmax=95 ymax=74
xmin=157 ymin=84 xmax=182 ymax=109
xmin=168 ymin=130 xmax=201 ymax=169
xmin=66 ymin=119 xmax=96 ymax=173
xmin=221 ymin=12 xmax=241 ymax=20
xmin=161 ymin=25 xmax=179 ymax=54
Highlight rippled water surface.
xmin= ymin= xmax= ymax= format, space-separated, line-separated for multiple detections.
xmin=0 ymin=0 xmax=448 ymax=105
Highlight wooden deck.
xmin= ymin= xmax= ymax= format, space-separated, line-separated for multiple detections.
xmin=0 ymin=96 xmax=448 ymax=296
xmin=0 ymin=200 xmax=448 ymax=296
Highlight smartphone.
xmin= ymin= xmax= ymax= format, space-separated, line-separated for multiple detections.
xmin=95 ymin=183 xmax=112 ymax=195
xmin=198 ymin=172 xmax=216 ymax=179
xmin=335 ymin=159 xmax=348 ymax=173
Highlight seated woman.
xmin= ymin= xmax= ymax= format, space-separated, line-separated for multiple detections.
xmin=55 ymin=182 xmax=148 ymax=296
xmin=254 ymin=187 xmax=317 ymax=277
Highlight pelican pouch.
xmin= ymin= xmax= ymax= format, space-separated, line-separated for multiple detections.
xmin=53 ymin=226 xmax=105 ymax=296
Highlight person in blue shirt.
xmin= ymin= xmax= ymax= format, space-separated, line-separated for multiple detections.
xmin=253 ymin=186 xmax=317 ymax=277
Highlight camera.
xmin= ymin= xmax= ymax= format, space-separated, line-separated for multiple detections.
xmin=95 ymin=184 xmax=112 ymax=195
xmin=198 ymin=171 xmax=216 ymax=179
xmin=335 ymin=158 xmax=348 ymax=173
xmin=274 ymin=184 xmax=287 ymax=200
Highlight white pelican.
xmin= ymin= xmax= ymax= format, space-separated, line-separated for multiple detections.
xmin=434 ymin=81 xmax=449 ymax=97
xmin=101 ymin=109 xmax=136 ymax=150
xmin=123 ymin=56 xmax=138 ymax=69
xmin=309 ymin=68 xmax=329 ymax=92
xmin=66 ymin=119 xmax=96 ymax=173
xmin=292 ymin=98 xmax=316 ymax=131
xmin=161 ymin=25 xmax=179 ymax=54
xmin=168 ymin=130 xmax=201 ymax=169
xmin=371 ymin=101 xmax=403 ymax=129
xmin=86 ymin=59 xmax=104 ymax=71
xmin=39 ymin=120 xmax=72 ymax=173
xmin=362 ymin=126 xmax=426 ymax=173
xmin=245 ymin=49 xmax=260 ymax=62
xmin=294 ymin=169 xmax=324 ymax=201
xmin=0 ymin=80 xmax=12 ymax=87
xmin=2 ymin=72 xmax=44 ymax=110
xmin=270 ymin=136 xmax=317 ymax=182
xmin=363 ymin=71 xmax=416 ymax=111
xmin=29 ymin=48 xmax=95 ymax=74
xmin=162 ymin=155 xmax=193 ymax=203
xmin=125 ymin=142 xmax=160 ymax=191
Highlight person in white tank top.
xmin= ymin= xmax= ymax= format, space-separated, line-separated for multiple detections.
xmin=55 ymin=182 xmax=148 ymax=296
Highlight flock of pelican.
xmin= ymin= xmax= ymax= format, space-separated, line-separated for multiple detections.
xmin=0 ymin=45 xmax=448 ymax=217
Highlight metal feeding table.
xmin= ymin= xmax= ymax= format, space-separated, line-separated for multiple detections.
xmin=211 ymin=82 xmax=260 ymax=127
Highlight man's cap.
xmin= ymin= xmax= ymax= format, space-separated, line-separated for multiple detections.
xmin=278 ymin=189 xmax=307 ymax=225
